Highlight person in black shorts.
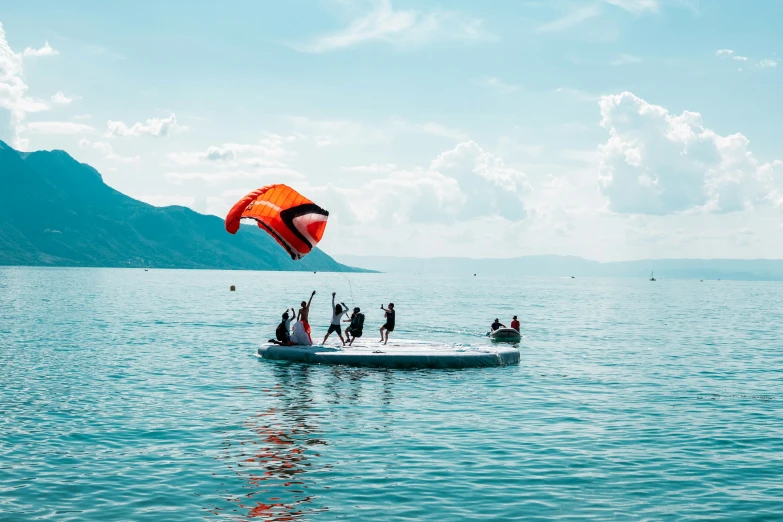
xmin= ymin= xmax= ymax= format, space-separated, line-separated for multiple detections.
xmin=379 ymin=303 xmax=395 ymax=345
xmin=344 ymin=307 xmax=365 ymax=346
xmin=322 ymin=292 xmax=349 ymax=345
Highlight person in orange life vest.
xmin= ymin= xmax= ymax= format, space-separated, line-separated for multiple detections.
xmin=511 ymin=315 xmax=520 ymax=332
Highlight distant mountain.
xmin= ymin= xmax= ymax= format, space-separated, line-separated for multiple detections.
xmin=0 ymin=140 xmax=362 ymax=271
xmin=335 ymin=255 xmax=783 ymax=281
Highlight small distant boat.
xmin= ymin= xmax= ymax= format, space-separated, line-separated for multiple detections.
xmin=650 ymin=271 xmax=656 ymax=282
xmin=488 ymin=328 xmax=521 ymax=342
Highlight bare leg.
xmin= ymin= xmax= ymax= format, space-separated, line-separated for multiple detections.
xmin=379 ymin=326 xmax=385 ymax=342
xmin=322 ymin=332 xmax=330 ymax=345
xmin=383 ymin=330 xmax=390 ymax=345
xmin=338 ymin=332 xmax=346 ymax=346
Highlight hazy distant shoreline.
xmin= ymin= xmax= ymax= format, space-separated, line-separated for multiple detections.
xmin=335 ymin=255 xmax=783 ymax=281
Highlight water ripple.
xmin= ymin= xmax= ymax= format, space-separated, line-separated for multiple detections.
xmin=1 ymin=268 xmax=782 ymax=520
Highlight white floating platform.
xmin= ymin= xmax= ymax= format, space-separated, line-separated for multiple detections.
xmin=257 ymin=341 xmax=520 ymax=369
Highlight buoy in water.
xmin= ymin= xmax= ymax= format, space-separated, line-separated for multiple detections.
xmin=230 ymin=285 xmax=236 ymax=291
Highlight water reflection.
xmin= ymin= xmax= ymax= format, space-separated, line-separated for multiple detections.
xmin=214 ymin=364 xmax=329 ymax=520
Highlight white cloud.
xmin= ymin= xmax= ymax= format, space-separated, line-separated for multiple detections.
xmin=482 ymin=76 xmax=520 ymax=95
xmin=22 ymin=41 xmax=58 ymax=57
xmin=167 ymin=135 xmax=295 ymax=166
xmin=0 ymin=22 xmax=50 ymax=148
xmin=537 ymin=4 xmax=602 ymax=33
xmin=105 ymin=113 xmax=186 ymax=138
xmin=78 ymin=138 xmax=139 ymax=162
xmin=286 ymin=115 xmax=387 ymax=146
xmin=601 ymin=0 xmax=659 ymax=12
xmin=23 ymin=121 xmax=94 ymax=134
xmin=555 ymin=87 xmax=600 ymax=103
xmin=51 ymin=92 xmax=78 ymax=104
xmin=609 ymin=53 xmax=642 ymax=66
xmin=716 ymin=49 xmax=777 ymax=69
xmin=597 ymin=91 xmax=777 ymax=215
xmin=295 ymin=0 xmax=495 ymax=53
xmin=164 ymin=167 xmax=300 ymax=184
xmin=330 ymin=141 xmax=529 ymax=226
xmin=340 ymin=163 xmax=397 ymax=174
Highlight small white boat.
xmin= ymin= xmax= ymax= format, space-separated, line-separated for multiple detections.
xmin=488 ymin=327 xmax=521 ymax=342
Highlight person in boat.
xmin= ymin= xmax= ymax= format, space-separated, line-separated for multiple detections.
xmin=269 ymin=309 xmax=296 ymax=345
xmin=510 ymin=315 xmax=520 ymax=332
xmin=491 ymin=318 xmax=506 ymax=332
xmin=292 ymin=290 xmax=316 ymax=345
xmin=322 ymin=292 xmax=349 ymax=345
xmin=344 ymin=307 xmax=365 ymax=346
xmin=379 ymin=303 xmax=395 ymax=345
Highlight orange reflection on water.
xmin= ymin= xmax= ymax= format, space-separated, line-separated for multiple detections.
xmin=215 ymin=371 xmax=329 ymax=521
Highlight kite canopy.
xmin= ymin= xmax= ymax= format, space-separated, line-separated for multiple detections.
xmin=225 ymin=184 xmax=329 ymax=260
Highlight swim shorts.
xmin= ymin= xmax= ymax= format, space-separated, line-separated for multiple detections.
xmin=327 ymin=324 xmax=341 ymax=334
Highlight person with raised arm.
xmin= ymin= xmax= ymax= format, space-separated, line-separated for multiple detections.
xmin=269 ymin=308 xmax=296 ymax=345
xmin=322 ymin=292 xmax=349 ymax=345
xmin=291 ymin=291 xmax=316 ymax=345
xmin=379 ymin=303 xmax=395 ymax=345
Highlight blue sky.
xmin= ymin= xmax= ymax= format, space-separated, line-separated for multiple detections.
xmin=1 ymin=0 xmax=782 ymax=260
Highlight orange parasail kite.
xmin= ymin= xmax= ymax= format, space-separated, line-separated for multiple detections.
xmin=225 ymin=184 xmax=329 ymax=260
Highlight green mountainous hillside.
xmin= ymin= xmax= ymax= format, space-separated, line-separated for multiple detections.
xmin=0 ymin=140 xmax=360 ymax=272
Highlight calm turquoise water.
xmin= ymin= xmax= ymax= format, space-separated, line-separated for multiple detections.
xmin=1 ymin=267 xmax=782 ymax=521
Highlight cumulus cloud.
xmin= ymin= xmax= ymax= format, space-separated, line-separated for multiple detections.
xmin=0 ymin=23 xmax=50 ymax=148
xmin=597 ymin=92 xmax=778 ymax=215
xmin=105 ymin=113 xmax=186 ymax=138
xmin=295 ymin=0 xmax=495 ymax=53
xmin=51 ymin=92 xmax=77 ymax=104
xmin=22 ymin=41 xmax=58 ymax=57
xmin=23 ymin=121 xmax=94 ymax=134
xmin=757 ymin=59 xmax=778 ymax=69
xmin=335 ymin=141 xmax=530 ymax=225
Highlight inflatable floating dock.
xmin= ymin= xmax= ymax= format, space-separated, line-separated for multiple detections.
xmin=257 ymin=342 xmax=520 ymax=369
